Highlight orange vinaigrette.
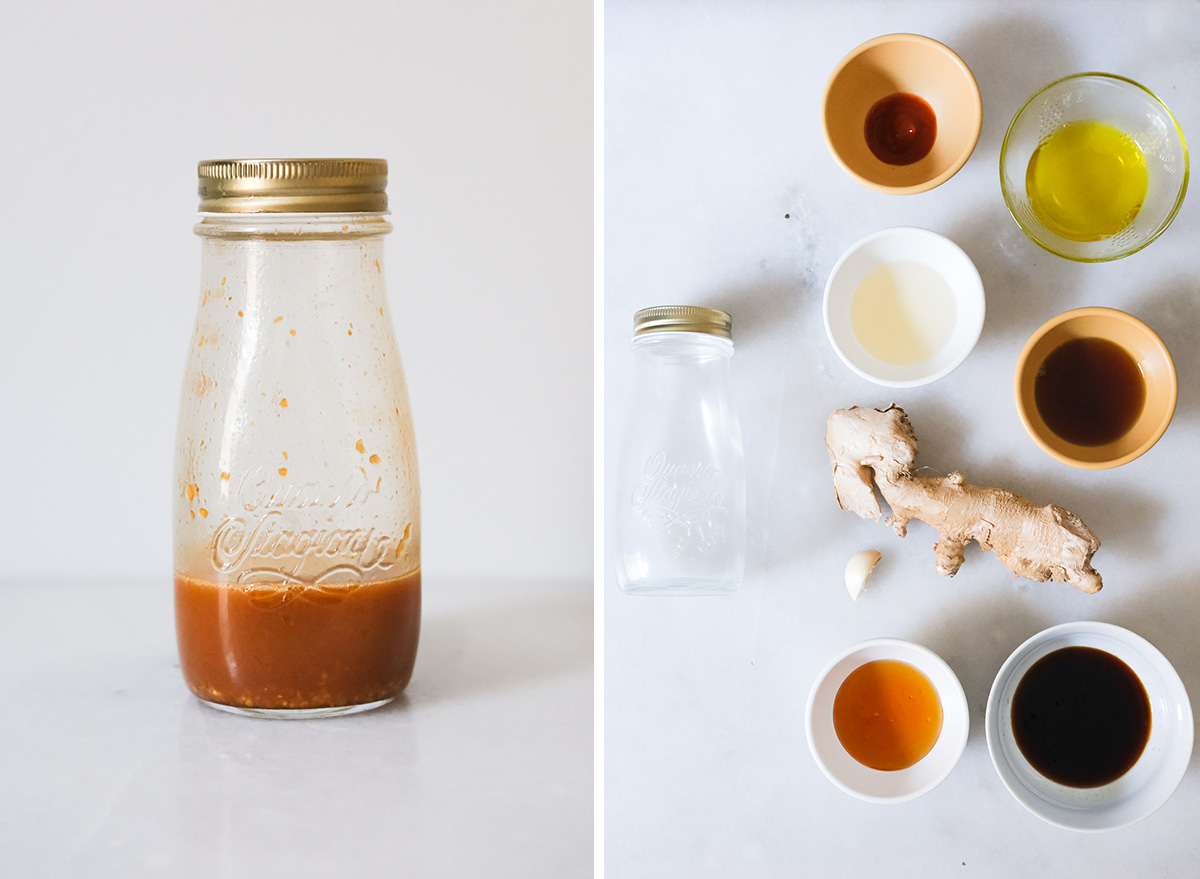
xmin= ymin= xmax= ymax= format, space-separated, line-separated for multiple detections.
xmin=175 ymin=570 xmax=420 ymax=711
xmin=833 ymin=659 xmax=943 ymax=771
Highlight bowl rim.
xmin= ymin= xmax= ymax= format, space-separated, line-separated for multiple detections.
xmin=821 ymin=32 xmax=982 ymax=195
xmin=1012 ymin=306 xmax=1177 ymax=469
xmin=805 ymin=637 xmax=970 ymax=803
xmin=999 ymin=71 xmax=1191 ymax=262
xmin=823 ymin=226 xmax=986 ymax=388
xmin=984 ymin=621 xmax=1194 ymax=832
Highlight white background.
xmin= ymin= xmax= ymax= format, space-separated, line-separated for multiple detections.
xmin=605 ymin=1 xmax=1200 ymax=876
xmin=0 ymin=0 xmax=592 ymax=583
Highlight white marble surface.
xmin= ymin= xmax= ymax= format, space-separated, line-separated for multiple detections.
xmin=0 ymin=578 xmax=592 ymax=878
xmin=604 ymin=1 xmax=1200 ymax=875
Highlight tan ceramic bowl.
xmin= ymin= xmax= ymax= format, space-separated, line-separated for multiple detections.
xmin=1014 ymin=308 xmax=1176 ymax=469
xmin=822 ymin=34 xmax=982 ymax=194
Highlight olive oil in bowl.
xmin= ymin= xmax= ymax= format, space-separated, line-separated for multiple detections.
xmin=1026 ymin=120 xmax=1148 ymax=242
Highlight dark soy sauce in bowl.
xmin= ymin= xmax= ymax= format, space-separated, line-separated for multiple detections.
xmin=1011 ymin=646 xmax=1151 ymax=788
xmin=1034 ymin=336 xmax=1145 ymax=446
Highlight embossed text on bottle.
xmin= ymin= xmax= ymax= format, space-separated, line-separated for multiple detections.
xmin=210 ymin=466 xmax=412 ymax=590
xmin=631 ymin=451 xmax=727 ymax=558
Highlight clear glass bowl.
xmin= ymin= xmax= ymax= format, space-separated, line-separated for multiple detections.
xmin=999 ymin=72 xmax=1188 ymax=261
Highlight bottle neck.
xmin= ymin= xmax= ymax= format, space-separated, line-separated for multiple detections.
xmin=195 ymin=213 xmax=391 ymax=316
xmin=194 ymin=212 xmax=393 ymax=241
xmin=631 ymin=331 xmax=734 ymax=361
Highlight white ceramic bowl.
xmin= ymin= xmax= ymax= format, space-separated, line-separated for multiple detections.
xmin=823 ymin=227 xmax=985 ymax=387
xmin=806 ymin=638 xmax=969 ymax=803
xmin=986 ymin=622 xmax=1193 ymax=831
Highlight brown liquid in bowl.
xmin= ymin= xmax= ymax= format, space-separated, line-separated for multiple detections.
xmin=1034 ymin=336 xmax=1145 ymax=446
xmin=864 ymin=93 xmax=937 ymax=166
xmin=175 ymin=570 xmax=421 ymax=710
xmin=1011 ymin=646 xmax=1151 ymax=788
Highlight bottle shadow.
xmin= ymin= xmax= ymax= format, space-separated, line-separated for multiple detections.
xmin=382 ymin=581 xmax=594 ymax=709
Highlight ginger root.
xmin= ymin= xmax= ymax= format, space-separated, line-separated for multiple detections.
xmin=826 ymin=405 xmax=1102 ymax=594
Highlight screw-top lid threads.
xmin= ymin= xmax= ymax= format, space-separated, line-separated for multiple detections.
xmin=633 ymin=305 xmax=733 ymax=339
xmin=198 ymin=158 xmax=388 ymax=213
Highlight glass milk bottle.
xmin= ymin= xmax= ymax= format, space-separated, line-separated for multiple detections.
xmin=614 ymin=306 xmax=746 ymax=594
xmin=174 ymin=159 xmax=421 ymax=717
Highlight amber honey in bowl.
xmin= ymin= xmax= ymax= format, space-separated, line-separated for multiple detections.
xmin=833 ymin=659 xmax=944 ymax=771
xmin=1034 ymin=336 xmax=1146 ymax=446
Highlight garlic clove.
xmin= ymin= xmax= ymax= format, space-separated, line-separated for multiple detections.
xmin=845 ymin=550 xmax=882 ymax=601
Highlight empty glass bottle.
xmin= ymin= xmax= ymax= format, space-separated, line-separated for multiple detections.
xmin=614 ymin=306 xmax=745 ymax=595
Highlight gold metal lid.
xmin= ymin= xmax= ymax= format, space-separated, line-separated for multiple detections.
xmin=633 ymin=305 xmax=733 ymax=339
xmin=197 ymin=158 xmax=388 ymax=213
